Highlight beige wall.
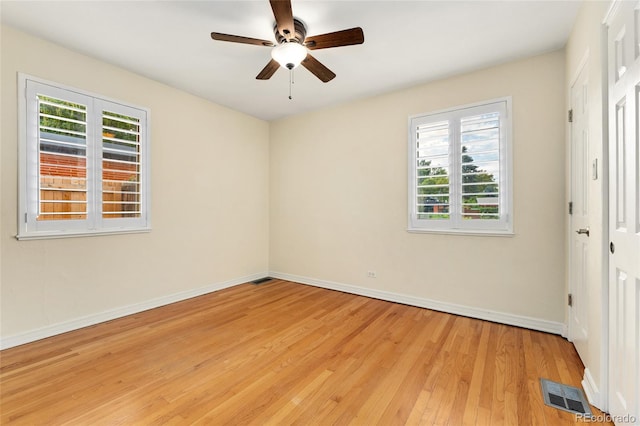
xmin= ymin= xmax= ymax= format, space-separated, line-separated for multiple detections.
xmin=0 ymin=26 xmax=270 ymax=341
xmin=1 ymin=25 xmax=572 ymax=346
xmin=270 ymin=51 xmax=567 ymax=323
xmin=564 ymin=0 xmax=610 ymax=406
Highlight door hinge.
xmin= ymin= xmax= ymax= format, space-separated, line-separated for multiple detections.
xmin=568 ymin=201 xmax=573 ymax=215
xmin=568 ymin=293 xmax=573 ymax=307
xmin=568 ymin=109 xmax=573 ymax=123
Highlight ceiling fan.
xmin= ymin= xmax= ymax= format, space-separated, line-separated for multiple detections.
xmin=210 ymin=0 xmax=364 ymax=83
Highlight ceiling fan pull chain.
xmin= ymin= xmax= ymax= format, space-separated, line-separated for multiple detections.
xmin=288 ymin=68 xmax=293 ymax=100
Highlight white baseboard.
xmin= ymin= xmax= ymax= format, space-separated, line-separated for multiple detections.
xmin=1 ymin=271 xmax=567 ymax=350
xmin=0 ymin=272 xmax=268 ymax=350
xmin=582 ymin=367 xmax=603 ymax=410
xmin=269 ymin=271 xmax=566 ymax=336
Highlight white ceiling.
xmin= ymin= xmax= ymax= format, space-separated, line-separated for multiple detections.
xmin=1 ymin=0 xmax=583 ymax=121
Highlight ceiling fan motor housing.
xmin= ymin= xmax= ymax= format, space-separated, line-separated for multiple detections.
xmin=274 ymin=18 xmax=307 ymax=44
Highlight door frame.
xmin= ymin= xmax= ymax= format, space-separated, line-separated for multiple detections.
xmin=582 ymin=4 xmax=613 ymax=413
xmin=597 ymin=12 xmax=610 ymax=412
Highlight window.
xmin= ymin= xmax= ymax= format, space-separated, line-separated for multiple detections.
xmin=408 ymin=98 xmax=512 ymax=234
xmin=18 ymin=75 xmax=150 ymax=239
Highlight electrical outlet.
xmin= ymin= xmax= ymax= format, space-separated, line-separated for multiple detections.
xmin=367 ymin=271 xmax=377 ymax=278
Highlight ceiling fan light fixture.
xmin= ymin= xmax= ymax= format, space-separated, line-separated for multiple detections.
xmin=271 ymin=42 xmax=307 ymax=70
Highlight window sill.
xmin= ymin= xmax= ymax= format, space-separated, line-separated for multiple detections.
xmin=407 ymin=227 xmax=514 ymax=237
xmin=16 ymin=228 xmax=151 ymax=241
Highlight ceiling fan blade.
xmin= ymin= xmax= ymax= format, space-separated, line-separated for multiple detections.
xmin=304 ymin=27 xmax=364 ymax=50
xmin=256 ymin=59 xmax=280 ymax=80
xmin=211 ymin=32 xmax=274 ymax=47
xmin=269 ymin=0 xmax=295 ymax=40
xmin=301 ymin=54 xmax=336 ymax=83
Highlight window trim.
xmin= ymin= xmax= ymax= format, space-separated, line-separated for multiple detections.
xmin=17 ymin=73 xmax=151 ymax=240
xmin=408 ymin=97 xmax=513 ymax=236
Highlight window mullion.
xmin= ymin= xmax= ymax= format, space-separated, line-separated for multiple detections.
xmin=92 ymin=99 xmax=103 ymax=230
xmin=450 ymin=117 xmax=461 ymax=228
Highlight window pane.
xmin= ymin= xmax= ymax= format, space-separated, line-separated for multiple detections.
xmin=37 ymin=95 xmax=87 ymax=221
xmin=460 ymin=113 xmax=500 ymax=220
xmin=416 ymin=120 xmax=450 ymax=219
xmin=102 ymin=111 xmax=141 ymax=219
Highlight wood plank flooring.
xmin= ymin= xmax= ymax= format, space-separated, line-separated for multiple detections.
xmin=0 ymin=279 xmax=612 ymax=425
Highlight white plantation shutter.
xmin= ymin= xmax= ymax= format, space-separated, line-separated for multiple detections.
xmin=102 ymin=111 xmax=141 ymax=218
xmin=98 ymin=101 xmax=148 ymax=231
xmin=409 ymin=98 xmax=512 ymax=234
xmin=37 ymin=94 xmax=89 ymax=221
xmin=19 ymin=75 xmax=150 ymax=239
xmin=460 ymin=111 xmax=501 ymax=220
xmin=415 ymin=120 xmax=451 ymax=222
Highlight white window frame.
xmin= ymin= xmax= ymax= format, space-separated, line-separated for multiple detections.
xmin=408 ymin=97 xmax=513 ymax=235
xmin=17 ymin=74 xmax=151 ymax=240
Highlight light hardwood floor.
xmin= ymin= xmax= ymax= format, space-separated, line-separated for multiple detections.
xmin=1 ymin=279 xmax=611 ymax=425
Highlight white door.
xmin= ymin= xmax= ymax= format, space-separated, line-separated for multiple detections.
xmin=569 ymin=62 xmax=590 ymax=362
xmin=607 ymin=0 xmax=640 ymax=422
